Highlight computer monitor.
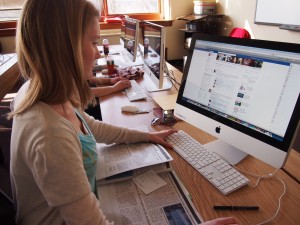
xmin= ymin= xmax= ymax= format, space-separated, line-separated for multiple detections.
xmin=141 ymin=21 xmax=172 ymax=92
xmin=120 ymin=17 xmax=139 ymax=62
xmin=175 ymin=33 xmax=300 ymax=168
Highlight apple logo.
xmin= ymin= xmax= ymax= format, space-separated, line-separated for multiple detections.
xmin=215 ymin=126 xmax=221 ymax=134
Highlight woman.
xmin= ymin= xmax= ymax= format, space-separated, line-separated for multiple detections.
xmin=10 ymin=0 xmax=239 ymax=225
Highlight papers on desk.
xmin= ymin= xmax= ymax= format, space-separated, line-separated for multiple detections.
xmin=0 ymin=53 xmax=15 ymax=66
xmin=96 ymin=142 xmax=202 ymax=225
xmin=153 ymin=94 xmax=178 ymax=110
xmin=0 ymin=53 xmax=17 ymax=75
xmin=132 ymin=169 xmax=167 ymax=195
xmin=98 ymin=170 xmax=202 ymax=225
xmin=96 ymin=142 xmax=173 ymax=181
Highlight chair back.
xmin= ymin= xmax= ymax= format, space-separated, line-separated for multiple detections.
xmin=229 ymin=28 xmax=251 ymax=39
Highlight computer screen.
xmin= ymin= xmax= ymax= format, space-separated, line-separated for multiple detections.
xmin=175 ymin=33 xmax=300 ymax=168
xmin=141 ymin=21 xmax=172 ymax=92
xmin=120 ymin=17 xmax=139 ymax=62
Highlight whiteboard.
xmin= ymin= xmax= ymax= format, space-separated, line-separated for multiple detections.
xmin=255 ymin=0 xmax=300 ymax=26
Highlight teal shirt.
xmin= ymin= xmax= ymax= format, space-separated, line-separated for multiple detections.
xmin=75 ymin=110 xmax=98 ymax=197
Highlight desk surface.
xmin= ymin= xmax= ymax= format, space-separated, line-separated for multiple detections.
xmin=98 ymin=53 xmax=300 ymax=224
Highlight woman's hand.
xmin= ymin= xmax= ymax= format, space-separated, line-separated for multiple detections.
xmin=201 ymin=217 xmax=239 ymax=225
xmin=112 ymin=80 xmax=131 ymax=92
xmin=109 ymin=77 xmax=122 ymax=85
xmin=149 ymin=129 xmax=177 ymax=148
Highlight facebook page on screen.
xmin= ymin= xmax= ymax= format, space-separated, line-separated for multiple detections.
xmin=183 ymin=40 xmax=300 ymax=141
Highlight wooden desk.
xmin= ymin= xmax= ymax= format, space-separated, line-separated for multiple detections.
xmin=283 ymin=149 xmax=300 ymax=183
xmin=99 ymin=61 xmax=300 ymax=224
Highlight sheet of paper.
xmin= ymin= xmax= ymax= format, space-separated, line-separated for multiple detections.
xmin=132 ymin=170 xmax=167 ymax=195
xmin=153 ymin=94 xmax=178 ymax=110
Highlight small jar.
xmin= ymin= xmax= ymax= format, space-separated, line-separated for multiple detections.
xmin=127 ymin=40 xmax=133 ymax=53
xmin=144 ymin=38 xmax=149 ymax=55
xmin=103 ymin=38 xmax=109 ymax=55
xmin=106 ymin=54 xmax=114 ymax=76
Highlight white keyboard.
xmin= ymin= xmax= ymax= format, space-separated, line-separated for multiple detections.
xmin=125 ymin=80 xmax=147 ymax=101
xmin=166 ymin=130 xmax=249 ymax=195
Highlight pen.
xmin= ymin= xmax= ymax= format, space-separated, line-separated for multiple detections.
xmin=213 ymin=206 xmax=259 ymax=211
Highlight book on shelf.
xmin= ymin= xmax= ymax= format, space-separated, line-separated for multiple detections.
xmin=96 ymin=142 xmax=203 ymax=225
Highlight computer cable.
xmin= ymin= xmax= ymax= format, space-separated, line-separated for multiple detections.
xmin=164 ymin=65 xmax=181 ymax=92
xmin=234 ymin=167 xmax=287 ymax=225
xmin=167 ymin=76 xmax=179 ymax=92
xmin=168 ymin=70 xmax=181 ymax=91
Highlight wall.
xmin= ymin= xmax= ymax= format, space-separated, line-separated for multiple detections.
xmin=0 ymin=37 xmax=16 ymax=53
xmin=217 ymin=0 xmax=300 ymax=44
xmin=164 ymin=0 xmax=193 ymax=60
xmin=167 ymin=0 xmax=300 ymax=59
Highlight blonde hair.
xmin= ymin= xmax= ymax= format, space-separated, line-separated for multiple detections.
xmin=13 ymin=0 xmax=100 ymax=115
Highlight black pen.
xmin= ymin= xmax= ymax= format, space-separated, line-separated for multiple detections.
xmin=213 ymin=206 xmax=259 ymax=211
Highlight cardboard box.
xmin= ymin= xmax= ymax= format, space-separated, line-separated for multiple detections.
xmin=194 ymin=1 xmax=215 ymax=15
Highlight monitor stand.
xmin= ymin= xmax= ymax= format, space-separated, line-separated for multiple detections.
xmin=145 ymin=75 xmax=172 ymax=92
xmin=204 ymin=140 xmax=248 ymax=165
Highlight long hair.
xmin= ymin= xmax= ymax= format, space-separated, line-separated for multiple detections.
xmin=13 ymin=0 xmax=100 ymax=115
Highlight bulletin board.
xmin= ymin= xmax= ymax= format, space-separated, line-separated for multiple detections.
xmin=254 ymin=0 xmax=300 ymax=26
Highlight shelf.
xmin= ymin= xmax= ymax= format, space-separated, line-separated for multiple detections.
xmin=177 ymin=14 xmax=224 ymax=22
xmin=178 ymin=29 xmax=201 ymax=33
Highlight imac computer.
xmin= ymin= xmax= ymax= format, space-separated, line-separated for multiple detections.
xmin=141 ymin=21 xmax=172 ymax=92
xmin=120 ymin=17 xmax=140 ymax=62
xmin=175 ymin=33 xmax=300 ymax=168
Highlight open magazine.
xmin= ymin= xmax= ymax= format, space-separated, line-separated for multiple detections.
xmin=97 ymin=170 xmax=202 ymax=225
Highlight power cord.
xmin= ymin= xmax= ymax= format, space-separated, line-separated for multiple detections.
xmin=164 ymin=62 xmax=181 ymax=92
xmin=235 ymin=167 xmax=287 ymax=225
xmin=168 ymin=70 xmax=181 ymax=91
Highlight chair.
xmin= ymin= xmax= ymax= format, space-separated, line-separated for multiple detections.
xmin=229 ymin=27 xmax=251 ymax=39
xmin=0 ymin=55 xmax=21 ymax=225
xmin=0 ymin=104 xmax=16 ymax=225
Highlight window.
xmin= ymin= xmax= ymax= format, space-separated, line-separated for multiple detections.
xmin=0 ymin=0 xmax=23 ymax=21
xmin=0 ymin=0 xmax=171 ymax=37
xmin=0 ymin=0 xmax=23 ymax=37
xmin=1 ymin=0 xmax=166 ymax=21
xmin=101 ymin=0 xmax=163 ymax=21
xmin=107 ymin=0 xmax=159 ymax=14
xmin=0 ymin=0 xmax=23 ymax=9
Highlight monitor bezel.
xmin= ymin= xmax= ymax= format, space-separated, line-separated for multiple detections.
xmin=176 ymin=33 xmax=300 ymax=165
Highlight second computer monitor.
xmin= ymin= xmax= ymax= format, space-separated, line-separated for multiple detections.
xmin=120 ymin=17 xmax=139 ymax=62
xmin=142 ymin=21 xmax=172 ymax=92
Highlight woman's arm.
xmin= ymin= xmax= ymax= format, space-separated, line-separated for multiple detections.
xmin=83 ymin=111 xmax=177 ymax=148
xmin=89 ymin=77 xmax=131 ymax=97
xmin=88 ymin=76 xmax=111 ymax=86
xmin=59 ymin=193 xmax=111 ymax=225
